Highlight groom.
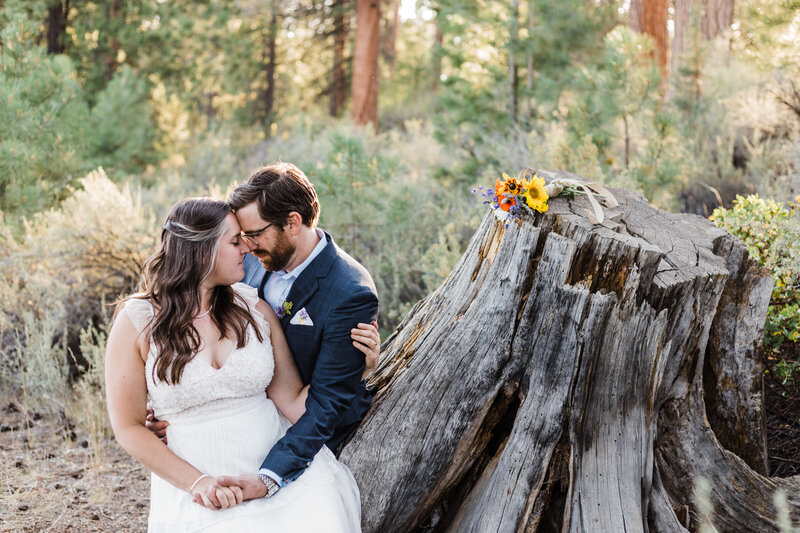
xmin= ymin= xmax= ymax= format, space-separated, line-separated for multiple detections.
xmin=218 ymin=162 xmax=379 ymax=500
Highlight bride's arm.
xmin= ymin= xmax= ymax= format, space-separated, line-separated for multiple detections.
xmin=259 ymin=300 xmax=308 ymax=424
xmin=260 ymin=300 xmax=381 ymax=424
xmin=105 ymin=307 xmax=240 ymax=509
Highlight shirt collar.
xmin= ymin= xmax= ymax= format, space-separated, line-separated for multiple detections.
xmin=277 ymin=228 xmax=327 ymax=281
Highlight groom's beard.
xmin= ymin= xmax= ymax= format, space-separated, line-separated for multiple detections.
xmin=253 ymin=229 xmax=295 ymax=272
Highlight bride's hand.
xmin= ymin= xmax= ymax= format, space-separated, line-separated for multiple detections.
xmin=191 ymin=477 xmax=243 ymax=510
xmin=351 ymin=321 xmax=381 ymax=379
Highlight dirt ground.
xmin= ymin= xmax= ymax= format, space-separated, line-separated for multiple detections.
xmin=0 ymin=401 xmax=149 ymax=533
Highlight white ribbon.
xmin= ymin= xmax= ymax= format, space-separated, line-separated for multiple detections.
xmin=543 ymin=178 xmax=618 ymax=225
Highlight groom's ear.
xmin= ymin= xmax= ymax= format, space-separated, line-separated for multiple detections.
xmin=285 ymin=212 xmax=303 ymax=234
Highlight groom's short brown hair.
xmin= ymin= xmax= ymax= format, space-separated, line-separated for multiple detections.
xmin=228 ymin=162 xmax=320 ymax=227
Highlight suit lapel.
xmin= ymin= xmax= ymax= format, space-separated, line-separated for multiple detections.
xmin=281 ymin=273 xmax=318 ymax=327
xmin=281 ymin=231 xmax=337 ymax=327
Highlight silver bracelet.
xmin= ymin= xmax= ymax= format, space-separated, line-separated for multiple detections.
xmin=190 ymin=473 xmax=209 ymax=492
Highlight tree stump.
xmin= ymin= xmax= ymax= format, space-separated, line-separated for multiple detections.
xmin=339 ymin=170 xmax=800 ymax=532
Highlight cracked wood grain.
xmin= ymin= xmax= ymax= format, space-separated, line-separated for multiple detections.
xmin=340 ymin=172 xmax=791 ymax=532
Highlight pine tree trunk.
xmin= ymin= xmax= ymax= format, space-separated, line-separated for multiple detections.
xmin=524 ymin=0 xmax=534 ymax=123
xmin=701 ymin=0 xmax=734 ymax=40
xmin=330 ymin=0 xmax=350 ymax=118
xmin=351 ymin=0 xmax=380 ymax=130
xmin=261 ymin=7 xmax=278 ymax=130
xmin=508 ymin=0 xmax=519 ymax=124
xmin=432 ymin=10 xmax=443 ymax=91
xmin=629 ymin=0 xmax=668 ymax=79
xmin=340 ymin=170 xmax=799 ymax=532
xmin=669 ymin=0 xmax=690 ymax=81
xmin=383 ymin=0 xmax=400 ymax=77
xmin=46 ymin=0 xmax=68 ymax=55
xmin=106 ymin=0 xmax=121 ymax=79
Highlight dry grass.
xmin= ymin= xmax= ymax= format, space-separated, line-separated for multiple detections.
xmin=0 ymin=401 xmax=149 ymax=533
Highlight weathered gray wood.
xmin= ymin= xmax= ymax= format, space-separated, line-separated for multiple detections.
xmin=648 ymin=465 xmax=690 ymax=532
xmin=657 ymin=389 xmax=800 ymax=531
xmin=703 ymin=233 xmax=773 ymax=474
xmin=339 ymin=169 xmax=795 ymax=532
xmin=341 ymin=216 xmax=541 ymax=532
xmin=446 ymin=234 xmax=582 ymax=533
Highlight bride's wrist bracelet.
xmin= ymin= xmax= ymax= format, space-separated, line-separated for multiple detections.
xmin=189 ymin=473 xmax=209 ymax=492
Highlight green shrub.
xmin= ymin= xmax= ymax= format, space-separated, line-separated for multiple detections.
xmin=0 ymin=9 xmax=90 ymax=214
xmin=0 ymin=169 xmax=156 ymax=411
xmin=307 ymin=129 xmax=481 ymax=329
xmin=711 ymin=194 xmax=800 ymax=382
xmin=85 ymin=66 xmax=160 ymax=176
xmin=0 ymin=7 xmax=162 ymax=215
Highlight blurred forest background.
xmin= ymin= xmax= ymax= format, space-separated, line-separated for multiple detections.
xmin=1 ymin=0 xmax=800 ymax=524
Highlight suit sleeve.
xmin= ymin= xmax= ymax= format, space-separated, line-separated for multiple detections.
xmin=260 ymin=287 xmax=378 ymax=482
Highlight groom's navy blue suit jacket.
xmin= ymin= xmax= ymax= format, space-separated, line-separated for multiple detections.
xmin=241 ymin=231 xmax=378 ymax=483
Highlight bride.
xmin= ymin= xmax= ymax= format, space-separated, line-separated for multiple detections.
xmin=105 ymin=198 xmax=379 ymax=532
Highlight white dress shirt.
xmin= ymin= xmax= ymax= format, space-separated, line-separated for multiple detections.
xmin=262 ymin=228 xmax=327 ymax=313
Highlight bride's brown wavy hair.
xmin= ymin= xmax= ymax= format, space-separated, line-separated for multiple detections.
xmin=132 ymin=197 xmax=263 ymax=385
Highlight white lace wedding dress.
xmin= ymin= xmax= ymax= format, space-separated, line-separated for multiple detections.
xmin=123 ymin=283 xmax=361 ymax=532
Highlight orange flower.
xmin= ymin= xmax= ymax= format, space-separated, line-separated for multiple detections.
xmin=495 ymin=173 xmax=524 ymax=212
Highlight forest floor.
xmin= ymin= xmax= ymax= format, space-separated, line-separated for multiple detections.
xmin=0 ymin=401 xmax=149 ymax=532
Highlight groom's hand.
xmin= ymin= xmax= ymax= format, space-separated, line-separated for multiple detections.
xmin=145 ymin=407 xmax=169 ymax=444
xmin=217 ymin=474 xmax=267 ymax=500
xmin=352 ymin=320 xmax=381 ymax=379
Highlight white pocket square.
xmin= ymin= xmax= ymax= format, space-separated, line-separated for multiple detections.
xmin=290 ymin=307 xmax=314 ymax=326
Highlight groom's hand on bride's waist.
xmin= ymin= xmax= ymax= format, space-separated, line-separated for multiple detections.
xmin=145 ymin=407 xmax=169 ymax=444
xmin=217 ymin=474 xmax=268 ymax=500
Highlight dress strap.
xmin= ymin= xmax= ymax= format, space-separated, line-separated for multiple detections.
xmin=231 ymin=283 xmax=271 ymax=337
xmin=122 ymin=297 xmax=155 ymax=334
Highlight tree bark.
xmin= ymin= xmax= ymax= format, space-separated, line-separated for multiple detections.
xmin=508 ymin=0 xmax=519 ymax=124
xmin=46 ymin=0 xmax=69 ymax=55
xmin=106 ymin=0 xmax=122 ymax=80
xmin=629 ymin=0 xmax=668 ymax=80
xmin=669 ymin=0 xmax=690 ymax=81
xmin=340 ymin=170 xmax=799 ymax=531
xmin=261 ymin=6 xmax=278 ymax=131
xmin=701 ymin=0 xmax=734 ymax=40
xmin=330 ymin=0 xmax=350 ymax=118
xmin=382 ymin=0 xmax=400 ymax=77
xmin=432 ymin=9 xmax=443 ymax=91
xmin=351 ymin=0 xmax=380 ymax=130
xmin=524 ymin=0 xmax=534 ymax=123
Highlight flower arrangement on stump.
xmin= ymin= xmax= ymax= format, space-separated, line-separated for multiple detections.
xmin=474 ymin=168 xmax=618 ymax=226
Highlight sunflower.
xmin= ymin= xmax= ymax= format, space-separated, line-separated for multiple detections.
xmin=523 ymin=176 xmax=549 ymax=213
xmin=495 ymin=173 xmax=526 ymax=212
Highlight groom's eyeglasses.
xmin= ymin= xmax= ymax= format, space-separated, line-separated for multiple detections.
xmin=241 ymin=223 xmax=273 ymax=244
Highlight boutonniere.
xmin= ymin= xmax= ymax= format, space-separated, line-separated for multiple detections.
xmin=276 ymin=300 xmax=293 ymax=319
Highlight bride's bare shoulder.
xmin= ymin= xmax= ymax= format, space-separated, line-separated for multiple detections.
xmin=255 ymin=298 xmax=276 ymax=319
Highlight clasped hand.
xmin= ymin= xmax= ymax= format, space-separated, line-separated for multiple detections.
xmin=190 ymin=476 xmax=244 ymax=510
xmin=191 ymin=474 xmax=266 ymax=509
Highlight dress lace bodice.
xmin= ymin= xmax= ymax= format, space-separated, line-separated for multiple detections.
xmin=123 ymin=283 xmax=274 ymax=420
